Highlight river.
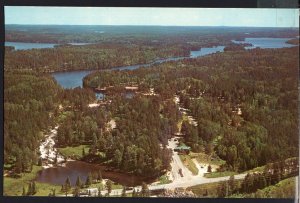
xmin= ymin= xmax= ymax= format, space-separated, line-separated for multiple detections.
xmin=51 ymin=45 xmax=225 ymax=89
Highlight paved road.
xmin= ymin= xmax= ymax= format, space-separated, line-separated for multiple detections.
xmin=166 ymin=137 xmax=193 ymax=182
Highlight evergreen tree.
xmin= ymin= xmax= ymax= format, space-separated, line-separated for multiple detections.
xmin=98 ymin=187 xmax=102 ymax=197
xmin=105 ymin=180 xmax=112 ymax=195
xmin=228 ymin=175 xmax=235 ymax=195
xmin=73 ymin=187 xmax=80 ymax=197
xmin=15 ymin=154 xmax=23 ymax=174
xmin=82 ymin=147 xmax=86 ymax=157
xmin=22 ymin=186 xmax=26 ymax=196
xmin=54 ymin=153 xmax=58 ymax=164
xmin=132 ymin=188 xmax=136 ymax=197
xmin=85 ymin=172 xmax=93 ymax=186
xmin=217 ymin=181 xmax=227 ymax=197
xmin=27 ymin=182 xmax=32 ymax=195
xmin=121 ymin=186 xmax=127 ymax=197
xmin=97 ymin=170 xmax=103 ymax=182
xmin=38 ymin=158 xmax=42 ymax=166
xmin=141 ymin=182 xmax=150 ymax=197
xmin=51 ymin=188 xmax=56 ymax=197
xmin=76 ymin=176 xmax=83 ymax=188
xmin=207 ymin=165 xmax=212 ymax=173
xmin=31 ymin=181 xmax=37 ymax=195
xmin=64 ymin=177 xmax=71 ymax=193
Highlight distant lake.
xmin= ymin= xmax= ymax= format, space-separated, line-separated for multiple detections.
xmin=231 ymin=37 xmax=296 ymax=49
xmin=5 ymin=42 xmax=57 ymax=50
xmin=5 ymin=42 xmax=93 ymax=50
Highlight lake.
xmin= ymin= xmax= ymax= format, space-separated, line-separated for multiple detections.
xmin=5 ymin=42 xmax=94 ymax=50
xmin=52 ymin=70 xmax=92 ymax=89
xmin=5 ymin=42 xmax=57 ymax=50
xmin=231 ymin=37 xmax=296 ymax=49
xmin=36 ymin=161 xmax=155 ymax=187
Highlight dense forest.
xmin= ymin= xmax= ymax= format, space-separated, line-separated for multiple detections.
xmin=4 ymin=42 xmax=191 ymax=72
xmin=4 ymin=71 xmax=60 ymax=173
xmin=6 ymin=25 xmax=298 ymax=43
xmin=56 ymin=94 xmax=175 ymax=176
xmin=3 ymin=25 xmax=299 ymax=196
xmin=84 ymin=46 xmax=299 ymax=172
xmin=5 ymin=25 xmax=299 ymax=73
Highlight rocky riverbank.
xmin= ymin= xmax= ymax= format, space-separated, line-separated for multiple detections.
xmin=39 ymin=126 xmax=70 ymax=168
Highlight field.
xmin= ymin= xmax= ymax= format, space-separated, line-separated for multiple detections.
xmin=204 ymin=171 xmax=237 ymax=178
xmin=3 ymin=165 xmax=62 ymax=196
xmin=58 ymin=145 xmax=90 ymax=160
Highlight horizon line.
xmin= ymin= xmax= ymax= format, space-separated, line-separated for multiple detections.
xmin=5 ymin=24 xmax=299 ymax=28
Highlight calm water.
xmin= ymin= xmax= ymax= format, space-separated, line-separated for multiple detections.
xmin=52 ymin=46 xmax=225 ymax=88
xmin=5 ymin=42 xmax=57 ymax=50
xmin=36 ymin=161 xmax=154 ymax=186
xmin=52 ymin=70 xmax=92 ymax=89
xmin=231 ymin=37 xmax=296 ymax=49
xmin=5 ymin=42 xmax=93 ymax=50
xmin=190 ymin=46 xmax=225 ymax=58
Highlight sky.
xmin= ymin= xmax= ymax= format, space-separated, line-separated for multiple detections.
xmin=4 ymin=7 xmax=299 ymax=27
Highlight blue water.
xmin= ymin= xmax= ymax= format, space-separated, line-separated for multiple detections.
xmin=231 ymin=37 xmax=296 ymax=49
xmin=5 ymin=42 xmax=57 ymax=50
xmin=52 ymin=45 xmax=225 ymax=89
xmin=5 ymin=42 xmax=93 ymax=50
xmin=52 ymin=70 xmax=92 ymax=89
xmin=190 ymin=46 xmax=225 ymax=58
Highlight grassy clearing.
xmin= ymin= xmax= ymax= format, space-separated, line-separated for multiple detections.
xmin=3 ymin=165 xmax=62 ymax=196
xmin=34 ymin=183 xmax=63 ymax=196
xmin=243 ymin=165 xmax=265 ymax=174
xmin=188 ymin=180 xmax=242 ymax=197
xmin=179 ymin=154 xmax=198 ymax=175
xmin=158 ymin=175 xmax=172 ymax=185
xmin=4 ymin=165 xmax=42 ymax=196
xmin=58 ymin=145 xmax=90 ymax=159
xmin=204 ymin=171 xmax=237 ymax=178
xmin=190 ymin=152 xmax=225 ymax=166
xmin=57 ymin=111 xmax=73 ymax=123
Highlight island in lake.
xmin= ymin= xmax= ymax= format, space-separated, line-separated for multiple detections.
xmin=3 ymin=7 xmax=299 ymax=198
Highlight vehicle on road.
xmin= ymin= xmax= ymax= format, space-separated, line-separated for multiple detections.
xmin=178 ymin=168 xmax=183 ymax=177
